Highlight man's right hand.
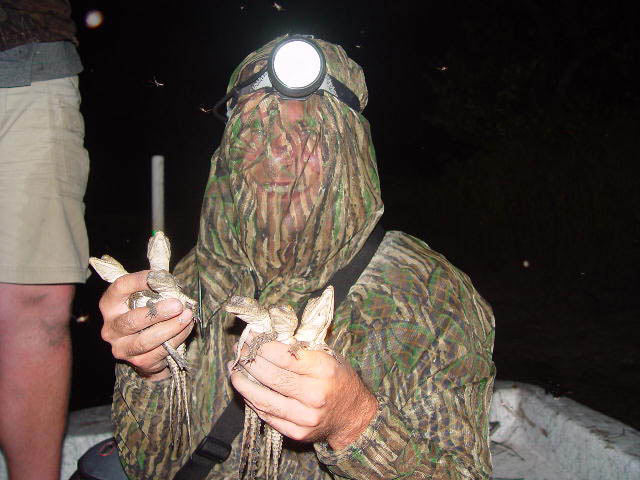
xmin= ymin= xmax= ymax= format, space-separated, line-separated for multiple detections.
xmin=98 ymin=270 xmax=194 ymax=381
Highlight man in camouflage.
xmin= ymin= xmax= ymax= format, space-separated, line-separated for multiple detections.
xmin=98 ymin=36 xmax=496 ymax=479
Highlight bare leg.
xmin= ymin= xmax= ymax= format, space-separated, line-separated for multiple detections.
xmin=0 ymin=283 xmax=74 ymax=480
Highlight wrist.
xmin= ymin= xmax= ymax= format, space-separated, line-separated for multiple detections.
xmin=144 ymin=368 xmax=171 ymax=381
xmin=134 ymin=364 xmax=170 ymax=382
xmin=327 ymin=390 xmax=378 ymax=451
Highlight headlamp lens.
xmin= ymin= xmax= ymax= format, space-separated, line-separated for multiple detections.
xmin=272 ymin=40 xmax=322 ymax=89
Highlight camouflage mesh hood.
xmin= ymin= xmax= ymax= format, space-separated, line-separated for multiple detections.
xmin=192 ymin=36 xmax=383 ymax=318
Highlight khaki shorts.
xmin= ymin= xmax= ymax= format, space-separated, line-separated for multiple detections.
xmin=0 ymin=76 xmax=89 ymax=284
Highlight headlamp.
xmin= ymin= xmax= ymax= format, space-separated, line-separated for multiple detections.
xmin=213 ymin=35 xmax=361 ymax=123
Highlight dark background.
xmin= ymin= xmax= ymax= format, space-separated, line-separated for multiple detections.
xmin=68 ymin=0 xmax=640 ymax=429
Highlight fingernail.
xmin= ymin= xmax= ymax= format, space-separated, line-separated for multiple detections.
xmin=162 ymin=299 xmax=182 ymax=315
xmin=178 ymin=308 xmax=193 ymax=324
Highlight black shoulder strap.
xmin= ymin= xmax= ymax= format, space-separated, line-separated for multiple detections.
xmin=173 ymin=224 xmax=385 ymax=480
xmin=308 ymin=223 xmax=385 ymax=305
xmin=172 ymin=396 xmax=244 ymax=480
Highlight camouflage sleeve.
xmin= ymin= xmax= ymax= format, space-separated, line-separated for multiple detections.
xmin=112 ymin=362 xmax=192 ymax=479
xmin=173 ymin=247 xmax=197 ymax=294
xmin=110 ymin=247 xmax=202 ymax=479
xmin=314 ymin=375 xmax=494 ymax=479
xmin=314 ymin=232 xmax=495 ymax=479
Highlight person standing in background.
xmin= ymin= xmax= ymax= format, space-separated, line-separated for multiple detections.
xmin=0 ymin=1 xmax=90 ymax=479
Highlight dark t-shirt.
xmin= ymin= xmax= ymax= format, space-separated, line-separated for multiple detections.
xmin=0 ymin=1 xmax=81 ymax=87
xmin=0 ymin=0 xmax=77 ymax=52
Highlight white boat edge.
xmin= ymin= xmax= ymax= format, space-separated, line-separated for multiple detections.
xmin=490 ymin=381 xmax=640 ymax=480
xmin=0 ymin=380 xmax=638 ymax=480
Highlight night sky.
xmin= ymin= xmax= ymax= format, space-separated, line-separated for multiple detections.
xmin=68 ymin=0 xmax=640 ymax=429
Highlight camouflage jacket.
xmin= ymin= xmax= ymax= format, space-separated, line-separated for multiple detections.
xmin=111 ymin=36 xmax=495 ymax=480
xmin=113 ymin=231 xmax=495 ymax=480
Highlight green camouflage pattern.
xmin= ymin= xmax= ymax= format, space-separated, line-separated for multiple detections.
xmin=111 ymin=36 xmax=495 ymax=480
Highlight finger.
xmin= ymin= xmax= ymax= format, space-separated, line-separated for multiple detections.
xmin=110 ymin=298 xmax=185 ymax=337
xmin=230 ymin=368 xmax=320 ymax=428
xmin=98 ymin=270 xmax=151 ymax=319
xmin=111 ymin=312 xmax=193 ymax=360
xmin=245 ymin=399 xmax=317 ymax=442
xmin=239 ymin=354 xmax=325 ymax=408
xmin=255 ymin=341 xmax=333 ymax=376
xmin=128 ymin=320 xmax=195 ymax=372
xmin=108 ymin=270 xmax=151 ymax=301
xmin=131 ymin=346 xmax=169 ymax=376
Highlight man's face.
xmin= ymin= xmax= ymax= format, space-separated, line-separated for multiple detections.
xmin=228 ymin=95 xmax=327 ymax=239
xmin=239 ymin=98 xmax=324 ymax=197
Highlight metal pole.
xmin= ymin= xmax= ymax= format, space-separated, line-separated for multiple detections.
xmin=151 ymin=155 xmax=164 ymax=234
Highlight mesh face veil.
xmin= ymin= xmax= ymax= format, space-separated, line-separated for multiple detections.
xmin=213 ymin=35 xmax=362 ymax=123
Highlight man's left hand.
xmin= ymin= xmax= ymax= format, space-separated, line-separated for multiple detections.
xmin=229 ymin=337 xmax=378 ymax=450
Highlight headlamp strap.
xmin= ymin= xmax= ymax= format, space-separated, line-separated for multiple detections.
xmin=233 ymin=68 xmax=360 ymax=112
xmin=214 ymin=46 xmax=362 ymax=123
xmin=213 ymin=67 xmax=269 ymax=123
xmin=325 ymin=74 xmax=361 ymax=112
